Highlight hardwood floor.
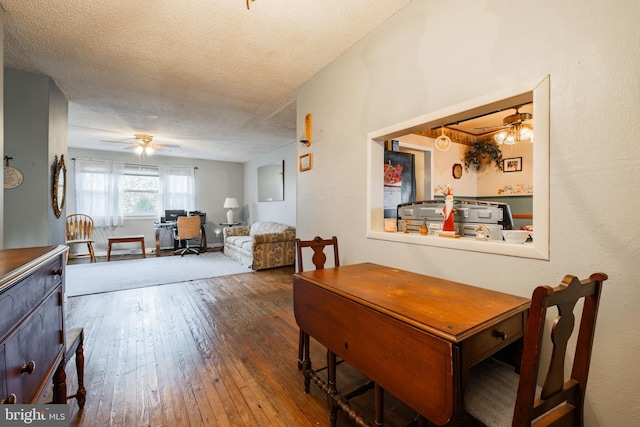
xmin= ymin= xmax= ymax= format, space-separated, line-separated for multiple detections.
xmin=61 ymin=254 xmax=417 ymax=426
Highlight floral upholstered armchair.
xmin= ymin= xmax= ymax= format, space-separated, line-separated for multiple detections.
xmin=223 ymin=221 xmax=296 ymax=270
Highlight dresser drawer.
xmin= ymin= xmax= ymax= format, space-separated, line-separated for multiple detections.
xmin=0 ymin=257 xmax=63 ymax=341
xmin=5 ymin=287 xmax=64 ymax=403
xmin=465 ymin=312 xmax=526 ymax=367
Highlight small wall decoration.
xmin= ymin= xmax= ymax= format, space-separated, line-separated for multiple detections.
xmin=452 ymin=163 xmax=463 ymax=179
xmin=299 ymin=153 xmax=312 ymax=172
xmin=4 ymin=156 xmax=23 ymax=189
xmin=503 ymin=157 xmax=522 ymax=172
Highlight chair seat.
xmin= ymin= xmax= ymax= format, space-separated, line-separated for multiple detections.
xmin=67 ymin=238 xmax=94 ymax=245
xmin=66 ymin=327 xmax=83 ymax=353
xmin=466 ymin=357 xmax=544 ymax=427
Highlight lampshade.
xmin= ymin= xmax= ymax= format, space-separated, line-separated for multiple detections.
xmin=223 ymin=198 xmax=239 ymax=209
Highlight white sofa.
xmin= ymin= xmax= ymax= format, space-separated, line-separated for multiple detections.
xmin=223 ymin=221 xmax=296 ymax=270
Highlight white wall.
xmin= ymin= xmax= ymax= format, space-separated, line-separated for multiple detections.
xmin=244 ymin=143 xmax=297 ymax=227
xmin=296 ymin=1 xmax=640 ymax=425
xmin=68 ymin=148 xmax=244 ymax=255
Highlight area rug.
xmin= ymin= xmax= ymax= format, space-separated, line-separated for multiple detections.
xmin=65 ymin=252 xmax=252 ymax=297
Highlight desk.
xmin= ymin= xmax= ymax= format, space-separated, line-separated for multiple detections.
xmin=293 ymin=263 xmax=529 ymax=426
xmin=154 ymin=221 xmax=207 ymax=256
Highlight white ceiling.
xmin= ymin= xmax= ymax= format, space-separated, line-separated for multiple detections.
xmin=1 ymin=0 xmax=413 ymax=162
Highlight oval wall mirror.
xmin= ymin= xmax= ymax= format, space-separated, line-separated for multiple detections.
xmin=53 ymin=155 xmax=66 ymax=218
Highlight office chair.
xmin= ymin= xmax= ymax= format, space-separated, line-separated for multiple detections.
xmin=66 ymin=214 xmax=96 ymax=264
xmin=465 ymin=272 xmax=608 ymax=427
xmin=173 ymin=216 xmax=202 ymax=256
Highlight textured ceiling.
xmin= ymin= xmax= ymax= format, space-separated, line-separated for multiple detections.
xmin=1 ymin=0 xmax=412 ymax=162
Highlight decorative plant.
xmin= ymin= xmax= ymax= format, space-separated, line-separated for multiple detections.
xmin=463 ymin=139 xmax=504 ymax=171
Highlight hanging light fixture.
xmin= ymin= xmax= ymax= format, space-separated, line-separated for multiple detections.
xmin=133 ymin=134 xmax=157 ymax=155
xmin=494 ymin=108 xmax=534 ymax=145
xmin=434 ymin=126 xmax=452 ymax=151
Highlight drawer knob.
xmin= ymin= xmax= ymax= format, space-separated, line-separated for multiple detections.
xmin=0 ymin=393 xmax=17 ymax=404
xmin=21 ymin=361 xmax=36 ymax=374
xmin=53 ymin=268 xmax=63 ymax=276
xmin=492 ymin=330 xmax=507 ymax=341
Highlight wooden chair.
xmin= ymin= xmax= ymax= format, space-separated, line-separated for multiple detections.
xmin=465 ymin=272 xmax=608 ymax=427
xmin=295 ymin=236 xmax=340 ymax=371
xmin=296 ymin=237 xmax=382 ymax=425
xmin=66 ymin=214 xmax=96 ymax=264
xmin=173 ymin=215 xmax=202 ymax=256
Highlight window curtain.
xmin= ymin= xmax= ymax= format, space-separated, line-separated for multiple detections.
xmin=159 ymin=166 xmax=196 ymax=214
xmin=74 ymin=159 xmax=125 ymax=227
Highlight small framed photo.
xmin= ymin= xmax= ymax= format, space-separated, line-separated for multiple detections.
xmin=299 ymin=153 xmax=312 ymax=172
xmin=503 ymin=157 xmax=522 ymax=172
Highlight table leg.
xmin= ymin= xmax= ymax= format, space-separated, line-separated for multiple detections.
xmin=107 ymin=241 xmax=112 ymax=261
xmin=375 ymin=383 xmax=384 ymax=426
xmin=298 ymin=330 xmax=305 ymax=371
xmin=155 ymin=227 xmax=161 ymax=257
xmin=75 ymin=338 xmax=87 ymax=408
xmin=328 ymin=349 xmax=338 ymax=427
xmin=141 ymin=239 xmax=147 ymax=258
xmin=303 ymin=332 xmax=311 ymax=392
xmin=201 ymin=226 xmax=207 ymax=253
xmin=52 ymin=357 xmax=67 ymax=404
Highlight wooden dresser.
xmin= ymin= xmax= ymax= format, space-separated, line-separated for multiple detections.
xmin=0 ymin=245 xmax=68 ymax=404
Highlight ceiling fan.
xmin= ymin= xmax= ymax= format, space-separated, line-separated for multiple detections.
xmin=100 ymin=134 xmax=180 ymax=155
xmin=493 ymin=107 xmax=534 ymax=145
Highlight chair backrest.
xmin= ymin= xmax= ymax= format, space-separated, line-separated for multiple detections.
xmin=66 ymin=214 xmax=94 ymax=241
xmin=176 ymin=215 xmax=201 ymax=240
xmin=295 ymin=236 xmax=339 ymax=273
xmin=513 ymin=272 xmax=608 ymax=426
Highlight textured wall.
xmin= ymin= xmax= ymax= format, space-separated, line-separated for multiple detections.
xmin=296 ymin=0 xmax=640 ymax=425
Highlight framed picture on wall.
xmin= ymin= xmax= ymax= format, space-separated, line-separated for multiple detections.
xmin=503 ymin=157 xmax=522 ymax=172
xmin=299 ymin=153 xmax=312 ymax=172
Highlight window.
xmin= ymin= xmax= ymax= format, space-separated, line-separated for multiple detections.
xmin=123 ymin=166 xmax=160 ymax=216
xmin=161 ymin=166 xmax=196 ymax=211
xmin=74 ymin=160 xmax=124 ymax=227
xmin=75 ymin=159 xmax=195 ymax=226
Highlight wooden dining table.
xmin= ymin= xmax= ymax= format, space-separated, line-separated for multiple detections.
xmin=293 ymin=263 xmax=530 ymax=426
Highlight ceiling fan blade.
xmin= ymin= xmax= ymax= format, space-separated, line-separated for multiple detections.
xmin=474 ymin=125 xmax=508 ymax=130
xmin=99 ymin=139 xmax=137 ymax=144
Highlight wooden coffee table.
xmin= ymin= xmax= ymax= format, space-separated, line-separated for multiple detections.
xmin=107 ymin=235 xmax=146 ymax=261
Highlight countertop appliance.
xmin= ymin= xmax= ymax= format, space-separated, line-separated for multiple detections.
xmin=396 ymin=200 xmax=514 ymax=240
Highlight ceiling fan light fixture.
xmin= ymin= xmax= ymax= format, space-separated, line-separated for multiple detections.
xmin=494 ymin=108 xmax=534 ymax=144
xmin=134 ymin=145 xmax=144 ymax=155
xmin=520 ymin=125 xmax=534 ymax=141
xmin=145 ymin=146 xmax=154 ymax=155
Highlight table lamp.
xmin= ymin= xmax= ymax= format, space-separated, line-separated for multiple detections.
xmin=224 ymin=198 xmax=239 ymax=223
